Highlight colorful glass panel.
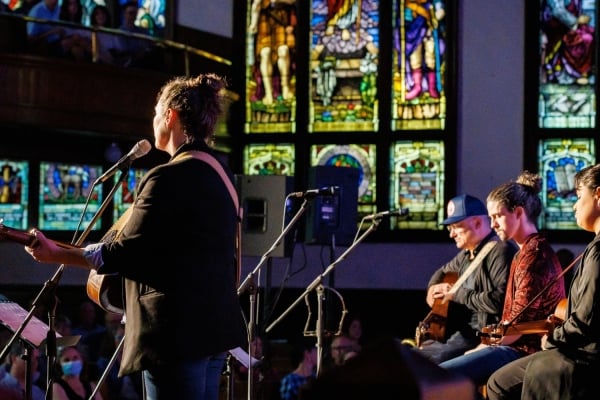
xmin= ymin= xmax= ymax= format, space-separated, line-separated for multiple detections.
xmin=310 ymin=144 xmax=376 ymax=216
xmin=113 ymin=168 xmax=147 ymax=220
xmin=38 ymin=161 xmax=103 ymax=231
xmin=245 ymin=0 xmax=297 ymax=133
xmin=390 ymin=140 xmax=444 ymax=229
xmin=538 ymin=138 xmax=595 ymax=229
xmin=0 ymin=159 xmax=28 ymax=230
xmin=244 ymin=143 xmax=295 ymax=176
xmin=309 ymin=0 xmax=380 ymax=132
xmin=391 ymin=0 xmax=447 ymax=130
xmin=538 ymin=0 xmax=596 ymax=128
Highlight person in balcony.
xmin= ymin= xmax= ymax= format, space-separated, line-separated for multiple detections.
xmin=26 ymin=0 xmax=63 ymax=56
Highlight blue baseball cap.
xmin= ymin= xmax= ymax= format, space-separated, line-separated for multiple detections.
xmin=441 ymin=194 xmax=488 ymax=225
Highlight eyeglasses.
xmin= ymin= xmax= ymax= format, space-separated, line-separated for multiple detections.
xmin=446 ymin=223 xmax=466 ymax=232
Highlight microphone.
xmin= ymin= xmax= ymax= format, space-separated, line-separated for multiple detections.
xmin=96 ymin=139 xmax=152 ymax=184
xmin=289 ymin=186 xmax=339 ymax=199
xmin=363 ymin=208 xmax=409 ymax=221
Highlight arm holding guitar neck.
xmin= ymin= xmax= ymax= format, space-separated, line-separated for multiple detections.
xmin=0 ymin=222 xmax=96 ymax=270
xmin=26 ymin=230 xmax=95 ymax=269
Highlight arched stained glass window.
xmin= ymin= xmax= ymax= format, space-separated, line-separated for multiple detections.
xmin=390 ymin=140 xmax=444 ymax=229
xmin=310 ymin=144 xmax=377 ymax=216
xmin=245 ymin=0 xmax=297 ymax=133
xmin=526 ymin=1 xmax=598 ymax=240
xmin=243 ymin=143 xmax=296 ymax=176
xmin=538 ymin=0 xmax=596 ymax=129
xmin=538 ymin=138 xmax=595 ymax=230
xmin=309 ymin=0 xmax=380 ymax=133
xmin=233 ymin=0 xmax=457 ymax=239
xmin=391 ymin=0 xmax=447 ymax=130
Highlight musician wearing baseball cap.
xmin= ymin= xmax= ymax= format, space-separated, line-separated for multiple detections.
xmin=412 ymin=194 xmax=518 ymax=365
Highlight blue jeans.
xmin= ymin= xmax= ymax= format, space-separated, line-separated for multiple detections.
xmin=439 ymin=345 xmax=522 ymax=386
xmin=142 ymin=352 xmax=226 ymax=400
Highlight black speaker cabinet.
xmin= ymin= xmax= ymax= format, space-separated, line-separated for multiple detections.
xmin=305 ymin=166 xmax=359 ymax=246
xmin=235 ymin=175 xmax=295 ymax=257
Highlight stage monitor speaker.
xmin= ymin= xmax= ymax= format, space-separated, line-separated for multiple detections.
xmin=305 ymin=166 xmax=359 ymax=246
xmin=235 ymin=175 xmax=294 ymax=257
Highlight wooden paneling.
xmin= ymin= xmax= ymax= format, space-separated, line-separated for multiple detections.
xmin=0 ymin=53 xmax=169 ymax=139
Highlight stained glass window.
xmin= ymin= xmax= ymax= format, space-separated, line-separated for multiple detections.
xmin=113 ymin=168 xmax=147 ymax=220
xmin=245 ymin=0 xmax=297 ymax=134
xmin=38 ymin=161 xmax=103 ymax=231
xmin=310 ymin=144 xmax=377 ymax=216
xmin=243 ymin=143 xmax=296 ymax=176
xmin=0 ymin=159 xmax=28 ymax=230
xmin=391 ymin=0 xmax=447 ymax=130
xmin=390 ymin=140 xmax=445 ymax=229
xmin=538 ymin=0 xmax=596 ymax=128
xmin=538 ymin=138 xmax=595 ymax=230
xmin=309 ymin=0 xmax=380 ymax=132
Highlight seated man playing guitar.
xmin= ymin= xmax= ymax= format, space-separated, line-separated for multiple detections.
xmin=414 ymin=194 xmax=518 ymax=364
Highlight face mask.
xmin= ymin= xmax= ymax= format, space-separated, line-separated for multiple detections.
xmin=61 ymin=360 xmax=83 ymax=377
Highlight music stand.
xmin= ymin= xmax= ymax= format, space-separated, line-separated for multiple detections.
xmin=0 ymin=300 xmax=80 ymax=400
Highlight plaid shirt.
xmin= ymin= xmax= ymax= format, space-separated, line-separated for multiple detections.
xmin=279 ymin=372 xmax=314 ymax=400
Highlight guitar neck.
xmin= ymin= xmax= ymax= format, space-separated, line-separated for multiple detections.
xmin=0 ymin=223 xmax=78 ymax=249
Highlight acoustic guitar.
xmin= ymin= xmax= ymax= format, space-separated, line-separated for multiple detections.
xmin=0 ymin=219 xmax=124 ymax=314
xmin=415 ymin=272 xmax=457 ymax=347
xmin=479 ymin=298 xmax=567 ymax=346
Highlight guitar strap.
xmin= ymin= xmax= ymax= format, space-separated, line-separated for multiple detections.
xmin=172 ymin=150 xmax=243 ymax=286
xmin=444 ymin=239 xmax=498 ymax=300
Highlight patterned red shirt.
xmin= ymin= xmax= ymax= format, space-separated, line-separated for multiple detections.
xmin=502 ymin=233 xmax=566 ymax=354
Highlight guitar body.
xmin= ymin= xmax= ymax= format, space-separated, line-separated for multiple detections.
xmin=87 ymin=206 xmax=134 ymax=314
xmin=87 ymin=270 xmax=124 ymax=314
xmin=415 ymin=272 xmax=458 ymax=347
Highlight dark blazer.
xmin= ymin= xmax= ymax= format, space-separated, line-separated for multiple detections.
xmin=100 ymin=140 xmax=247 ymax=376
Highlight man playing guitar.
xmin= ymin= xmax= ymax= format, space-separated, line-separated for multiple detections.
xmin=415 ymin=194 xmax=518 ymax=364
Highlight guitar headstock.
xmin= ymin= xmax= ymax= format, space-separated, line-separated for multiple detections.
xmin=0 ymin=220 xmax=35 ymax=246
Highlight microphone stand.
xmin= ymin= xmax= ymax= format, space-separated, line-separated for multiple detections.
xmin=236 ymin=196 xmax=312 ymax=400
xmin=0 ymin=169 xmax=126 ymax=400
xmin=265 ymin=217 xmax=383 ymax=376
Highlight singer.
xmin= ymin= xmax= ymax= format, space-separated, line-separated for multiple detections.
xmin=24 ymin=74 xmax=247 ymax=400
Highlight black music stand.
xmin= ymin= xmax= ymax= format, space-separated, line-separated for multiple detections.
xmin=0 ymin=301 xmax=80 ymax=400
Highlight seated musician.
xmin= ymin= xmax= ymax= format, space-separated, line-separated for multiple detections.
xmin=414 ymin=194 xmax=518 ymax=364
xmin=438 ymin=171 xmax=566 ymax=390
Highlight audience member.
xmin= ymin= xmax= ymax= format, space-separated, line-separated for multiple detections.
xmin=53 ymin=345 xmax=103 ymax=400
xmin=36 ymin=313 xmax=74 ymax=391
xmin=71 ymin=300 xmax=106 ymax=367
xmin=328 ymin=334 xmax=357 ymax=368
xmin=57 ymin=0 xmax=92 ymax=61
xmin=439 ymin=171 xmax=566 ymax=391
xmin=89 ymin=4 xmax=118 ymax=64
xmin=112 ymin=1 xmax=153 ymax=67
xmin=413 ymin=194 xmax=517 ymax=363
xmin=0 ymin=341 xmax=45 ymax=400
xmin=95 ymin=312 xmax=143 ymax=400
xmin=342 ymin=313 xmax=364 ymax=353
xmin=232 ymin=335 xmax=282 ymax=400
xmin=26 ymin=0 xmax=64 ymax=56
xmin=487 ymin=164 xmax=600 ymax=399
xmin=279 ymin=337 xmax=317 ymax=400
